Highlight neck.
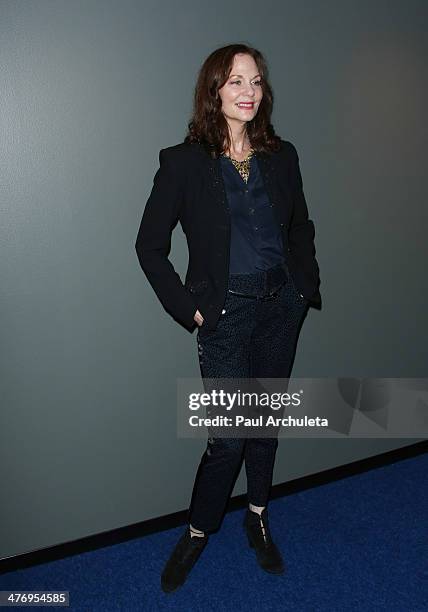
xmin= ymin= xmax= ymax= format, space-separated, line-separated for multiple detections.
xmin=224 ymin=122 xmax=250 ymax=156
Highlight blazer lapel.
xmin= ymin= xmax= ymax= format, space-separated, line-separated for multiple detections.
xmin=255 ymin=150 xmax=289 ymax=227
xmin=207 ymin=153 xmax=229 ymax=212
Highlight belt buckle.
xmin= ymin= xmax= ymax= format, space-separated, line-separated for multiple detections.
xmin=260 ymin=291 xmax=276 ymax=301
xmin=260 ymin=280 xmax=284 ymax=301
xmin=257 ymin=289 xmax=273 ymax=301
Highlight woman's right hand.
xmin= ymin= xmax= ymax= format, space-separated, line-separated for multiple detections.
xmin=194 ymin=309 xmax=204 ymax=326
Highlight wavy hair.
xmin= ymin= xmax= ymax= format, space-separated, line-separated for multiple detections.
xmin=184 ymin=43 xmax=282 ymax=158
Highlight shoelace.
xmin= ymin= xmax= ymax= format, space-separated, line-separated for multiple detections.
xmin=249 ymin=512 xmax=273 ymax=547
xmin=259 ymin=515 xmax=267 ymax=544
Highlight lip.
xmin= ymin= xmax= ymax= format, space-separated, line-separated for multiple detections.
xmin=236 ymin=102 xmax=255 ymax=109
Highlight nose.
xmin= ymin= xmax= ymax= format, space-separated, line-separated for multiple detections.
xmin=242 ymin=82 xmax=256 ymax=96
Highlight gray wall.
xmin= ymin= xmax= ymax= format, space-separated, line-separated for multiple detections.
xmin=1 ymin=0 xmax=426 ymax=559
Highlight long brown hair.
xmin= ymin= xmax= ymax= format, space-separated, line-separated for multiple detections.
xmin=184 ymin=43 xmax=282 ymax=158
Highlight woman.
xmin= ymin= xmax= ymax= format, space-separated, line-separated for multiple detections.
xmin=135 ymin=43 xmax=321 ymax=593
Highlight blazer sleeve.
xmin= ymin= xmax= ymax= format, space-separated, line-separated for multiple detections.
xmin=135 ymin=148 xmax=197 ymax=329
xmin=287 ymin=142 xmax=321 ymax=302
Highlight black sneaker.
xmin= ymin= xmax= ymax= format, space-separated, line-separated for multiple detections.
xmin=161 ymin=527 xmax=209 ymax=593
xmin=244 ymin=508 xmax=285 ymax=574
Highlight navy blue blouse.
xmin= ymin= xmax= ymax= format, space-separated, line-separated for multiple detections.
xmin=220 ymin=154 xmax=285 ymax=274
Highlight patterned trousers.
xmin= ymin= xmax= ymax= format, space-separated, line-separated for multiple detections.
xmin=188 ymin=263 xmax=309 ymax=533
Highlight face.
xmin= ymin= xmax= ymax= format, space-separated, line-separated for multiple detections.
xmin=218 ymin=53 xmax=263 ymax=128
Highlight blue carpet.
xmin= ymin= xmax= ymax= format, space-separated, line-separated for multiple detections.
xmin=1 ymin=453 xmax=426 ymax=611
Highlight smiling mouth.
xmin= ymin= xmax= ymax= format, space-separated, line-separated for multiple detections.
xmin=236 ymin=103 xmax=255 ymax=109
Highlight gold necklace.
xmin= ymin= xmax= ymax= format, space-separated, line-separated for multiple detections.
xmin=223 ymin=148 xmax=254 ymax=183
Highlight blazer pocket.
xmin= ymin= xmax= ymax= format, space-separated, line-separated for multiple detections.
xmin=185 ymin=279 xmax=209 ymax=296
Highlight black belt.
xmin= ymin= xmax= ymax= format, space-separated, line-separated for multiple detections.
xmin=227 ymin=280 xmax=286 ymax=301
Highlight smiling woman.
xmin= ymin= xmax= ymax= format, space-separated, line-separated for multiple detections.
xmin=219 ymin=62 xmax=263 ymax=141
xmin=184 ymin=44 xmax=282 ymax=163
xmin=135 ymin=42 xmax=321 ymax=594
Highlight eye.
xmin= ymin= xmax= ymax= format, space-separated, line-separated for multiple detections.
xmin=230 ymin=79 xmax=262 ymax=86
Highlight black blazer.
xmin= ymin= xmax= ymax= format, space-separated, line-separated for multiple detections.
xmin=135 ymin=139 xmax=321 ymax=332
